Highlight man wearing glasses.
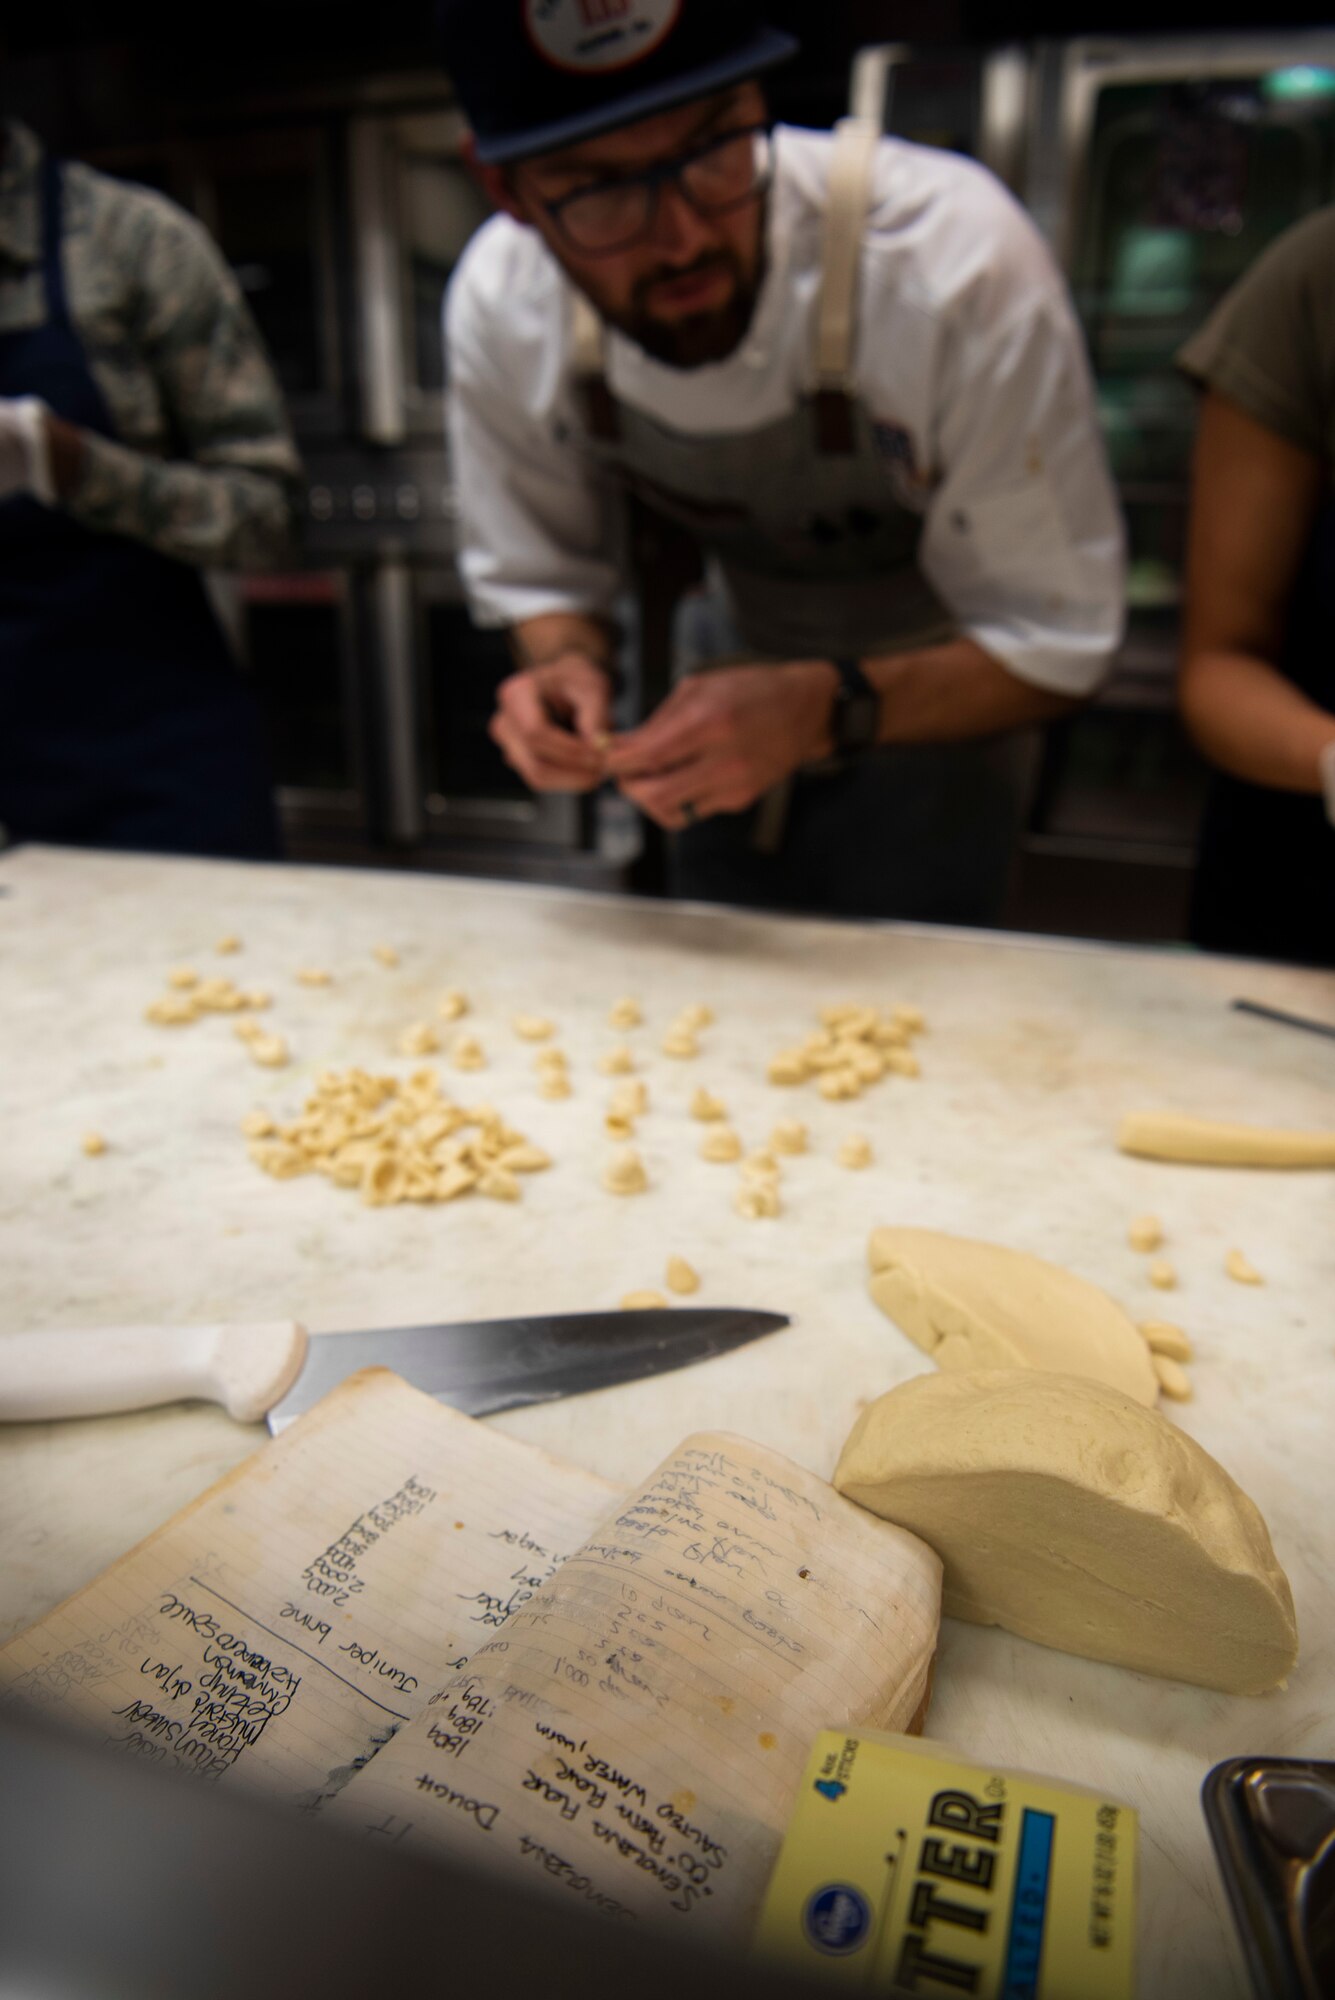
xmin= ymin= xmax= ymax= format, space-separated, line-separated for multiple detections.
xmin=437 ymin=1 xmax=1124 ymax=921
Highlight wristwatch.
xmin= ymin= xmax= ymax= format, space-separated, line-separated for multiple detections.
xmin=828 ymin=657 xmax=880 ymax=758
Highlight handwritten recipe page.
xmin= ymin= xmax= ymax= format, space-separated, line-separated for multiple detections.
xmin=0 ymin=1370 xmax=623 ymax=1801
xmin=326 ymin=1431 xmax=942 ymax=1942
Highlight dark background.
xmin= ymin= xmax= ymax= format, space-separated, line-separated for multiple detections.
xmin=6 ymin=2 xmax=1335 ymax=143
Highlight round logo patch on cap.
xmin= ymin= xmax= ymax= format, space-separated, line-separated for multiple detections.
xmin=524 ymin=0 xmax=682 ymax=75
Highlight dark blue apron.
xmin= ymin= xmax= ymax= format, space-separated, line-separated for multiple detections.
xmin=0 ymin=152 xmax=281 ymax=859
xmin=1190 ymin=496 xmax=1335 ymax=967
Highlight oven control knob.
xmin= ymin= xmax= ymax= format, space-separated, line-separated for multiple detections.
xmin=352 ymin=485 xmax=376 ymax=519
xmin=396 ymin=485 xmax=420 ymax=519
xmin=308 ymin=485 xmax=333 ymax=520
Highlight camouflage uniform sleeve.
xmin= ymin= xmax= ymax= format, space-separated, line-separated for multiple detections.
xmin=63 ymin=191 xmax=304 ymax=571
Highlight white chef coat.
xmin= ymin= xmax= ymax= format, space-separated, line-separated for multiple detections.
xmin=446 ymin=124 xmax=1125 ymax=697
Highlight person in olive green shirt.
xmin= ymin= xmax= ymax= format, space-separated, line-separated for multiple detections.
xmin=1177 ymin=206 xmax=1335 ymax=965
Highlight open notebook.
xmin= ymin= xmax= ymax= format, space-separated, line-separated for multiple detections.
xmin=0 ymin=1369 xmax=941 ymax=1943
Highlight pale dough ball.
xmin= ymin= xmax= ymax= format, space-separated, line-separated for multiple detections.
xmin=741 ymin=1148 xmax=781 ymax=1182
xmin=538 ymin=1072 xmax=571 ymax=1100
xmin=602 ymin=1147 xmax=647 ymax=1195
xmin=373 ymin=944 xmax=400 ymax=967
xmin=1225 ymin=1248 xmax=1263 ymax=1286
xmin=700 ymin=1127 xmax=742 ymax=1163
xmin=1148 ymin=1260 xmax=1177 ymax=1291
xmin=477 ymin=1166 xmax=521 ymax=1202
xmin=837 ymin=1134 xmax=873 ymax=1170
xmin=819 ymin=1067 xmax=862 ymax=1101
xmin=599 ymin=1045 xmax=636 ymax=1075
xmin=604 ymin=1113 xmax=636 ymax=1141
xmin=891 ymin=1004 xmax=926 ymax=1033
xmin=234 ymin=1018 xmax=264 ymax=1044
xmin=735 ymin=1181 xmax=780 ymax=1219
xmin=677 ymin=1004 xmax=714 ymax=1030
xmin=621 ymin=1290 xmax=668 ymax=1310
xmin=835 ymin=1369 xmax=1296 ymax=1693
xmin=240 ymin=1110 xmax=275 ymax=1139
xmin=768 ymin=1049 xmax=809 ymax=1085
xmin=167 ymin=966 xmax=199 ymax=989
xmin=607 ymin=997 xmax=642 ymax=1030
xmin=215 ymin=935 xmax=241 ymax=954
xmin=770 ymin=1119 xmax=807 ymax=1154
xmin=450 ymin=1034 xmax=486 ymax=1072
xmin=81 ymin=1132 xmax=108 ymax=1156
xmin=513 ymin=1015 xmax=555 ymax=1041
xmin=1127 ymin=1214 xmax=1163 ymax=1253
xmin=665 ymin=1255 xmax=700 ymax=1295
xmin=297 ymin=967 xmax=332 ymax=986
xmin=249 ymin=1033 xmax=289 ymax=1069
xmin=661 ymin=1028 xmax=699 ymax=1059
xmin=690 ymin=1088 xmax=727 ymax=1121
xmin=438 ymin=990 xmax=469 ymax=1021
xmin=240 ymin=989 xmax=271 ymax=1010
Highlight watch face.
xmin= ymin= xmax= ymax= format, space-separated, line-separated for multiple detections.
xmin=839 ymin=693 xmax=880 ymax=754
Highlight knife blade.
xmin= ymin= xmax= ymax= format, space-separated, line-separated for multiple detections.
xmin=0 ymin=1309 xmax=790 ymax=1430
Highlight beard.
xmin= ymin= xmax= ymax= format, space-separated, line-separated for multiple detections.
xmin=602 ymin=245 xmax=766 ymax=371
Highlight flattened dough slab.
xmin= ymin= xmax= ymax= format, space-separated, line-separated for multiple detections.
xmin=835 ymin=1370 xmax=1298 ymax=1695
xmin=867 ymin=1226 xmax=1159 ymax=1405
xmin=1117 ymin=1111 xmax=1335 ymax=1168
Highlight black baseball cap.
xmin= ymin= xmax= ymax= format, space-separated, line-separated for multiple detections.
xmin=434 ymin=1 xmax=800 ymax=165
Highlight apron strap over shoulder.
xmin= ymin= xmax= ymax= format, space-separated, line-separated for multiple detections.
xmin=812 ymin=116 xmax=879 ymax=455
xmin=570 ymin=285 xmax=620 ymax=442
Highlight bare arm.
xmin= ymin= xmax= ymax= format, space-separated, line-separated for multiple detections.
xmin=1179 ymin=391 xmax=1335 ymax=793
xmin=602 ymin=638 xmax=1079 ymax=830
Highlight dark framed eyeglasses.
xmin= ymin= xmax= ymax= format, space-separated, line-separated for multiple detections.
xmin=540 ymin=124 xmax=772 ymax=257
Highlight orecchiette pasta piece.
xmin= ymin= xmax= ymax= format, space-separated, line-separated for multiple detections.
xmin=81 ymin=1132 xmax=108 ymax=1157
xmin=438 ymin=989 xmax=469 ymax=1020
xmin=690 ymin=1088 xmax=727 ymax=1121
xmin=599 ymin=1045 xmax=636 ymax=1075
xmin=700 ymin=1126 xmax=742 ymax=1163
xmin=837 ymin=1133 xmax=873 ymax=1169
xmin=373 ymin=944 xmax=400 ymax=967
xmin=621 ymin=1290 xmax=668 ymax=1310
xmin=735 ymin=1181 xmax=780 ymax=1219
xmin=513 ymin=1014 xmax=555 ymax=1041
xmin=399 ymin=1022 xmax=440 ymax=1057
xmin=602 ymin=1147 xmax=648 ymax=1195
xmin=167 ymin=966 xmax=199 ymax=989
xmin=665 ymin=1255 xmax=700 ymax=1295
xmin=607 ymin=997 xmax=642 ymax=1029
xmin=297 ymin=968 xmax=332 ymax=987
xmin=770 ymin=1119 xmax=807 ymax=1154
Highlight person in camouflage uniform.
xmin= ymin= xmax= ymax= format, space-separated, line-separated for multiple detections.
xmin=0 ymin=117 xmax=304 ymax=858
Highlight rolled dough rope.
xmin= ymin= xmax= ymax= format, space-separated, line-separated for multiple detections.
xmin=1118 ymin=1111 xmax=1335 ymax=1168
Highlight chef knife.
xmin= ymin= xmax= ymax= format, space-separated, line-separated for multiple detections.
xmin=0 ymin=1308 xmax=789 ymax=1432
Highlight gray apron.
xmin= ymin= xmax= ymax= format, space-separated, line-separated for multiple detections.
xmin=569 ymin=119 xmax=1035 ymax=923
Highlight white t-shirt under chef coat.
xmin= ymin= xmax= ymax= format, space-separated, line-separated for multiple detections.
xmin=445 ymin=125 xmax=1125 ymax=697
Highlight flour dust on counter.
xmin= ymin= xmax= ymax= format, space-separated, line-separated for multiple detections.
xmin=0 ymin=1372 xmax=622 ymax=1801
xmin=324 ymin=1431 xmax=942 ymax=1942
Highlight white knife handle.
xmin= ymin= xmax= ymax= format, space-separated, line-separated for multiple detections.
xmin=0 ymin=1322 xmax=309 ymax=1425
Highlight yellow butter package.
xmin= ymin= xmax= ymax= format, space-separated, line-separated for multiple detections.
xmin=754 ymin=1730 xmax=1136 ymax=1999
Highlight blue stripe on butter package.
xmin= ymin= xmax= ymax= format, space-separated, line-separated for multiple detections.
xmin=754 ymin=1730 xmax=1136 ymax=1998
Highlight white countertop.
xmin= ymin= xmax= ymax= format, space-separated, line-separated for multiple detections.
xmin=2 ymin=843 xmax=1333 ymax=1996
